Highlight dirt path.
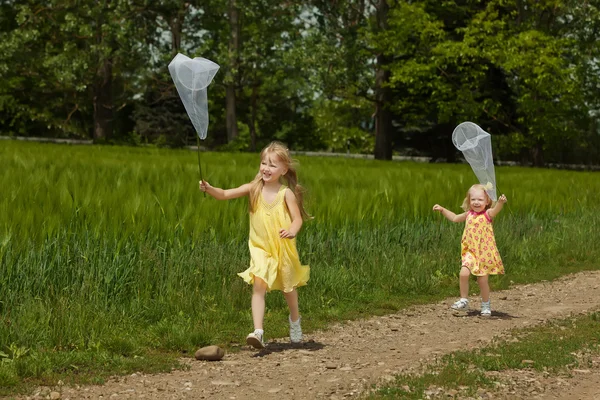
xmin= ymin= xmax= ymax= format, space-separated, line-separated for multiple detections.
xmin=22 ymin=271 xmax=600 ymax=399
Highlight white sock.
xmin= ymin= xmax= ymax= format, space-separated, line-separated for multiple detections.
xmin=461 ymin=298 xmax=469 ymax=302
xmin=254 ymin=329 xmax=264 ymax=336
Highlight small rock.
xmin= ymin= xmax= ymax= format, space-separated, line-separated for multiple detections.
xmin=50 ymin=392 xmax=61 ymax=400
xmin=211 ymin=380 xmax=238 ymax=386
xmin=195 ymin=345 xmax=225 ymax=361
xmin=325 ymin=364 xmax=337 ymax=369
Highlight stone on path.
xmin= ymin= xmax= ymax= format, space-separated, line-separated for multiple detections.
xmin=195 ymin=345 xmax=225 ymax=361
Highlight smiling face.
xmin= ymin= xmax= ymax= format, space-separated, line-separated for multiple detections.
xmin=469 ymin=188 xmax=491 ymax=212
xmin=259 ymin=152 xmax=288 ymax=184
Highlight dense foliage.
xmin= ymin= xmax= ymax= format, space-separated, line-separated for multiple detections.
xmin=1 ymin=1 xmax=599 ymax=164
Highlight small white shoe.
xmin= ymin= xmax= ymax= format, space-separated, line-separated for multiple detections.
xmin=480 ymin=300 xmax=492 ymax=317
xmin=451 ymin=298 xmax=469 ymax=311
xmin=289 ymin=315 xmax=303 ymax=343
xmin=246 ymin=330 xmax=265 ymax=349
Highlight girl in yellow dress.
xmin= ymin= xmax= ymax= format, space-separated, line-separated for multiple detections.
xmin=432 ymin=184 xmax=507 ymax=316
xmin=200 ymin=142 xmax=310 ymax=349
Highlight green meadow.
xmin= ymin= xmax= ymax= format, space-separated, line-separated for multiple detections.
xmin=0 ymin=140 xmax=599 ymax=392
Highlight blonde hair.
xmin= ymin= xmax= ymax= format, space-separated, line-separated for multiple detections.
xmin=248 ymin=141 xmax=311 ymax=220
xmin=460 ymin=184 xmax=493 ymax=212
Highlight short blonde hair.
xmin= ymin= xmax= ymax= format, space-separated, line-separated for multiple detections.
xmin=460 ymin=184 xmax=493 ymax=211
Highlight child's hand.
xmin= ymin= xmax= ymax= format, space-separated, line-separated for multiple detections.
xmin=498 ymin=194 xmax=507 ymax=203
xmin=279 ymin=228 xmax=296 ymax=239
xmin=432 ymin=204 xmax=444 ymax=212
xmin=199 ymin=180 xmax=212 ymax=193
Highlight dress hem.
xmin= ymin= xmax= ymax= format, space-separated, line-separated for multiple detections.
xmin=237 ymin=271 xmax=309 ymax=293
xmin=461 ymin=265 xmax=505 ymax=277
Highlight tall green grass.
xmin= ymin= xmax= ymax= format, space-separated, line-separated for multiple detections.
xmin=0 ymin=140 xmax=598 ymax=390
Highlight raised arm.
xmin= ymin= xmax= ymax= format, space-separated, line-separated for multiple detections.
xmin=487 ymin=194 xmax=507 ymax=219
xmin=432 ymin=204 xmax=468 ymax=223
xmin=199 ymin=180 xmax=251 ymax=200
xmin=279 ymin=188 xmax=303 ymax=239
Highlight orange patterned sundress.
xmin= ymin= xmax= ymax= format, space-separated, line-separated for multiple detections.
xmin=460 ymin=210 xmax=504 ymax=276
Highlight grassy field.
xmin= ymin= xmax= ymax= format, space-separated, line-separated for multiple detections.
xmin=0 ymin=140 xmax=598 ymax=393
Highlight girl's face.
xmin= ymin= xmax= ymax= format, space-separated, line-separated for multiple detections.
xmin=259 ymin=153 xmax=287 ymax=184
xmin=469 ymin=189 xmax=489 ymax=212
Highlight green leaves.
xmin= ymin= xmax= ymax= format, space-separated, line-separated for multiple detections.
xmin=373 ymin=0 xmax=596 ymax=163
xmin=0 ymin=0 xmax=598 ymax=162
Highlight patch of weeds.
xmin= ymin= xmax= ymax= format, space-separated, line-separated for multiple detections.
xmin=374 ymin=361 xmax=492 ymax=399
xmin=371 ymin=312 xmax=600 ymax=399
xmin=0 ymin=347 xmax=184 ymax=395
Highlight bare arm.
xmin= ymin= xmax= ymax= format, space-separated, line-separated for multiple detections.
xmin=199 ymin=180 xmax=251 ymax=200
xmin=487 ymin=194 xmax=507 ymax=219
xmin=432 ymin=204 xmax=468 ymax=223
xmin=280 ymin=188 xmax=303 ymax=239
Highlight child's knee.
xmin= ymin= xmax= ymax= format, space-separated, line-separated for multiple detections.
xmin=253 ymin=277 xmax=268 ymax=292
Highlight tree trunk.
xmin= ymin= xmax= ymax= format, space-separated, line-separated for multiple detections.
xmin=531 ymin=141 xmax=544 ymax=167
xmin=250 ymin=84 xmax=258 ymax=152
xmin=226 ymin=0 xmax=239 ymax=143
xmin=374 ymin=0 xmax=392 ymax=160
xmin=92 ymin=1 xmax=113 ymax=142
xmin=93 ymin=58 xmax=113 ymax=142
xmin=170 ymin=8 xmax=183 ymax=53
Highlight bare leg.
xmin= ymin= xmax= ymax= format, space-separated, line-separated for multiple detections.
xmin=283 ymin=289 xmax=300 ymax=322
xmin=251 ymin=277 xmax=268 ymax=330
xmin=477 ymin=275 xmax=490 ymax=302
xmin=459 ymin=267 xmax=471 ymax=298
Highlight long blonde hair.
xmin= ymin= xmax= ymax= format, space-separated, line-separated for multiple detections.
xmin=460 ymin=184 xmax=493 ymax=211
xmin=248 ymin=141 xmax=311 ymax=219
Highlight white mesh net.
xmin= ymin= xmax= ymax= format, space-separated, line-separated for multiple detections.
xmin=452 ymin=122 xmax=497 ymax=201
xmin=168 ymin=54 xmax=220 ymax=139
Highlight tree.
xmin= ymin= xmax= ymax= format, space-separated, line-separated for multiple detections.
xmin=373 ymin=0 xmax=393 ymax=160
xmin=303 ymin=1 xmax=379 ymax=154
xmin=380 ymin=0 xmax=590 ymax=165
xmin=0 ymin=1 xmax=150 ymax=141
xmin=226 ymin=0 xmax=240 ymax=143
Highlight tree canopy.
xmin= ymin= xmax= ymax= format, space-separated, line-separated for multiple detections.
xmin=1 ymin=0 xmax=598 ymax=165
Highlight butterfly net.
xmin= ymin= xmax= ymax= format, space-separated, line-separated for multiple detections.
xmin=168 ymin=54 xmax=220 ymax=139
xmin=452 ymin=122 xmax=497 ymax=201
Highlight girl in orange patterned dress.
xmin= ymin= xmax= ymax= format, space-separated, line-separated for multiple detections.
xmin=433 ymin=184 xmax=507 ymax=316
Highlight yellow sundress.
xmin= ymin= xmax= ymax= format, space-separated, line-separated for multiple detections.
xmin=238 ymin=185 xmax=310 ymax=292
xmin=460 ymin=210 xmax=504 ymax=276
